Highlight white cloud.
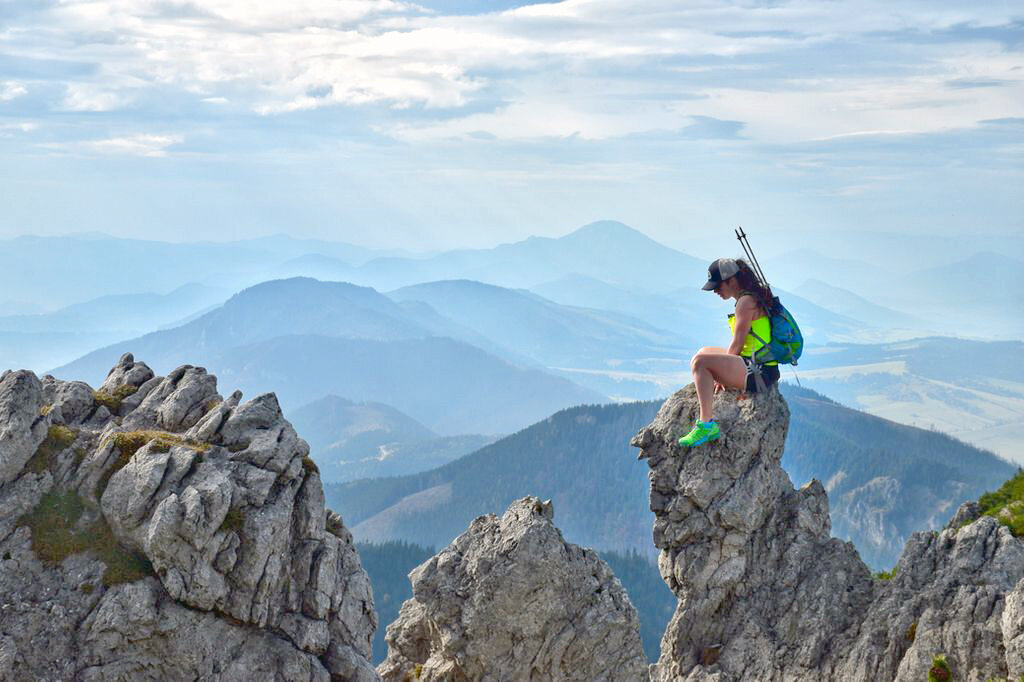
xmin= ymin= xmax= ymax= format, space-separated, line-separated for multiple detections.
xmin=44 ymin=133 xmax=184 ymax=156
xmin=0 ymin=82 xmax=28 ymax=100
xmin=61 ymin=84 xmax=133 ymax=111
xmin=0 ymin=122 xmax=38 ymax=137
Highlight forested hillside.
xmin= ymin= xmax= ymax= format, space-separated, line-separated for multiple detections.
xmin=331 ymin=384 xmax=1013 ymax=570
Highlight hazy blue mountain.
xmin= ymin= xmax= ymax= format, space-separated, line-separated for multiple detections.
xmin=793 ymin=278 xmax=926 ymax=333
xmin=209 ymin=335 xmax=602 ymax=434
xmin=287 ymin=395 xmax=495 ymax=482
xmin=905 ymin=252 xmax=1024 ymax=338
xmin=274 ymin=254 xmax=361 ymax=283
xmin=796 ymin=337 xmax=1024 ymax=463
xmin=326 ymin=384 xmax=1013 ymax=570
xmin=352 ymin=221 xmax=708 ymax=293
xmin=51 ymin=278 xmax=438 ymax=384
xmin=290 ymin=395 xmax=437 ymax=451
xmin=388 ymin=279 xmax=689 ymax=368
xmin=0 ymin=233 xmax=399 ymax=313
xmin=909 ymin=252 xmax=1022 ymax=305
xmin=0 ymin=283 xmax=226 ymax=334
xmin=0 ymin=235 xmax=276 ymax=309
xmin=51 ymin=277 xmax=606 ymax=434
xmin=762 ymin=245 xmax=1023 ymax=339
xmin=0 ymin=283 xmax=228 ymax=373
xmin=758 ymin=229 xmax=1024 ymax=273
xmin=767 ymin=248 xmax=891 ymax=296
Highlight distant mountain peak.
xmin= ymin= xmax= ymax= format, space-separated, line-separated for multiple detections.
xmin=560 ymin=220 xmax=648 ymax=242
xmin=229 ymin=277 xmax=378 ymax=301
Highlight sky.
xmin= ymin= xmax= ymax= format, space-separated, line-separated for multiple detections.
xmin=1 ymin=0 xmax=1022 ymax=252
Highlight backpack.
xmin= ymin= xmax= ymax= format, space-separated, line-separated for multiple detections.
xmin=751 ymin=296 xmax=803 ymax=366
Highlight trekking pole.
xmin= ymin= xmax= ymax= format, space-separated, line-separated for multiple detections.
xmin=735 ymin=227 xmax=772 ymax=297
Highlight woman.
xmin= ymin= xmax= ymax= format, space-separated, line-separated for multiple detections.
xmin=677 ymin=257 xmax=781 ymax=448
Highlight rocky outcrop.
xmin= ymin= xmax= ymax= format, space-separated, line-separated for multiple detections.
xmin=633 ymin=384 xmax=1024 ymax=681
xmin=0 ymin=354 xmax=377 ymax=681
xmin=378 ymin=496 xmax=648 ymax=681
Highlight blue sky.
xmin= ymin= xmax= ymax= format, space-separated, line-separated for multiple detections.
xmin=1 ymin=0 xmax=1022 ymax=252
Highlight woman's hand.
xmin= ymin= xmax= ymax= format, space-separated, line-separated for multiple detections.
xmin=714 ymin=381 xmax=725 ymax=394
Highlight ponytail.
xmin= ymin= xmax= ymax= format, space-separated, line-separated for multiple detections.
xmin=734 ymin=259 xmax=772 ymax=309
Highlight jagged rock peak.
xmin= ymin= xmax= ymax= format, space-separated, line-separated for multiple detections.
xmin=633 ymin=384 xmax=1024 ymax=680
xmin=0 ymin=359 xmax=378 ymax=681
xmin=378 ymin=496 xmax=648 ymax=682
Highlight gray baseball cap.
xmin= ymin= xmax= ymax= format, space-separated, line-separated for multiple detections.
xmin=701 ymin=258 xmax=740 ymax=291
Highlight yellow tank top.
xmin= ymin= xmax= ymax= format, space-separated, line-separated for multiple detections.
xmin=728 ymin=296 xmax=777 ymax=365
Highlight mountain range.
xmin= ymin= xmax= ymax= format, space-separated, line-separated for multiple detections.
xmin=325 ymin=383 xmax=1014 ymax=571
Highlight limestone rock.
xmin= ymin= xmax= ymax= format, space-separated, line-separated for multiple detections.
xmin=634 ymin=384 xmax=1024 ymax=681
xmin=0 ymin=370 xmax=47 ymax=485
xmin=378 ymin=496 xmax=648 ymax=682
xmin=0 ymin=358 xmax=378 ymax=681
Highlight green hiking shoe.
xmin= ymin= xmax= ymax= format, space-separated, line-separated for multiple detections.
xmin=677 ymin=420 xmax=721 ymax=448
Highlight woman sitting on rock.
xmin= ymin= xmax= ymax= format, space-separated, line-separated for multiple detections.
xmin=677 ymin=257 xmax=780 ymax=448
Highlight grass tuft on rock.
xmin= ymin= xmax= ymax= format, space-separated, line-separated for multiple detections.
xmin=18 ymin=488 xmax=154 ymax=586
xmin=928 ymin=653 xmax=951 ymax=682
xmin=977 ymin=468 xmax=1024 ymax=537
xmin=873 ymin=565 xmax=898 ymax=581
xmin=25 ymin=425 xmax=79 ymax=474
xmin=302 ymin=456 xmax=320 ymax=475
xmin=92 ymin=384 xmax=139 ymax=413
xmin=97 ymin=430 xmax=210 ymax=497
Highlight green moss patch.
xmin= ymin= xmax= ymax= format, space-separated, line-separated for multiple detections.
xmin=92 ymin=384 xmax=139 ymax=413
xmin=302 ymin=456 xmax=320 ymax=475
xmin=219 ymin=507 xmax=244 ymax=534
xmin=977 ymin=468 xmax=1024 ymax=537
xmin=19 ymin=488 xmax=153 ymax=586
xmin=25 ymin=425 xmax=79 ymax=474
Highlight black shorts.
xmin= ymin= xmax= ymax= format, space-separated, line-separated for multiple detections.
xmin=743 ymin=356 xmax=780 ymax=393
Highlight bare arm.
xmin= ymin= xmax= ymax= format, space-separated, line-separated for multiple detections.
xmin=727 ymin=295 xmax=758 ymax=355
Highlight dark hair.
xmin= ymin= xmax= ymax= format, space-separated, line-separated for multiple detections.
xmin=732 ymin=259 xmax=772 ymax=309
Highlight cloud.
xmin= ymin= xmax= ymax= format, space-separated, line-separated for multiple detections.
xmin=61 ymin=84 xmax=132 ymax=111
xmin=0 ymin=82 xmax=28 ymax=100
xmin=44 ymin=133 xmax=184 ymax=156
xmin=678 ymin=115 xmax=745 ymax=140
xmin=6 ymin=0 xmax=1017 ymax=134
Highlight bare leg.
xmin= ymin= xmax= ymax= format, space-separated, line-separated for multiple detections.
xmin=690 ymin=351 xmax=748 ymax=422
